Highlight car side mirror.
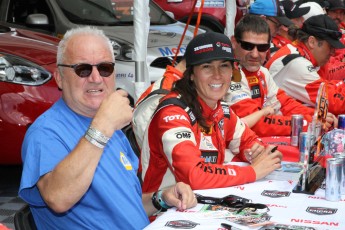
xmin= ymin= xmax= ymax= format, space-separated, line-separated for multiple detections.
xmin=26 ymin=14 xmax=49 ymax=25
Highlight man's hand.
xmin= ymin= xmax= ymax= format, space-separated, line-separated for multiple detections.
xmin=92 ymin=89 xmax=133 ymax=136
xmin=162 ymin=182 xmax=197 ymax=210
xmin=324 ymin=112 xmax=337 ymax=131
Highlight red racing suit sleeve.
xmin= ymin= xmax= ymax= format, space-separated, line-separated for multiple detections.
xmin=305 ymin=79 xmax=345 ymax=116
xmin=318 ymin=54 xmax=345 ymax=81
xmin=141 ymin=105 xmax=257 ymax=192
xmin=267 ymin=47 xmax=345 ymax=116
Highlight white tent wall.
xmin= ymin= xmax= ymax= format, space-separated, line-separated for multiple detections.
xmin=133 ymin=0 xmax=150 ymax=103
xmin=225 ymin=0 xmax=237 ymax=37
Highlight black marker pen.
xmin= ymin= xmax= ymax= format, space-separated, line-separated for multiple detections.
xmin=271 ymin=146 xmax=278 ymax=153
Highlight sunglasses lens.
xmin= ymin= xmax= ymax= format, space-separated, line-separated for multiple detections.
xmin=257 ymin=44 xmax=270 ymax=52
xmin=98 ymin=63 xmax=114 ymax=77
xmin=240 ymin=40 xmax=270 ymax=52
xmin=75 ymin=64 xmax=92 ymax=78
xmin=240 ymin=41 xmax=255 ymax=51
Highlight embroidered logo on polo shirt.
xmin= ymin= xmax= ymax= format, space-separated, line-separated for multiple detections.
xmin=120 ymin=152 xmax=132 ymax=170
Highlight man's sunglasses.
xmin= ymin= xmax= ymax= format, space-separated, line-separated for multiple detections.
xmin=58 ymin=62 xmax=115 ymax=78
xmin=237 ymin=40 xmax=270 ymax=52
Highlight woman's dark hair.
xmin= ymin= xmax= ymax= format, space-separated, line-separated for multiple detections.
xmin=234 ymin=14 xmax=271 ymax=43
xmin=172 ymin=62 xmax=233 ymax=133
xmin=173 ymin=66 xmax=210 ymax=132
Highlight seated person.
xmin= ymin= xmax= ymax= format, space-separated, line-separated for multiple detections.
xmin=133 ymin=58 xmax=274 ymax=149
xmin=141 ymin=32 xmax=282 ymax=192
xmin=265 ymin=14 xmax=345 ymax=116
xmin=227 ymin=14 xmax=335 ymax=137
xmin=18 ymin=26 xmax=196 ymax=229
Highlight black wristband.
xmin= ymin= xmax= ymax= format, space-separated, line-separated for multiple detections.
xmin=151 ymin=191 xmax=167 ymax=213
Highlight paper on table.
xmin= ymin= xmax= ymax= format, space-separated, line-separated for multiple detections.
xmin=265 ymin=162 xmax=302 ymax=181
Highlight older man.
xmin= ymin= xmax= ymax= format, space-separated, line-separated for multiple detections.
xmin=19 ymin=26 xmax=196 ymax=229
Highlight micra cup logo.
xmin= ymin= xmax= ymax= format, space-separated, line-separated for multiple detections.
xmin=306 ymin=207 xmax=337 ymax=215
xmin=261 ymin=190 xmax=291 ymax=198
xmin=165 ymin=220 xmax=199 ymax=229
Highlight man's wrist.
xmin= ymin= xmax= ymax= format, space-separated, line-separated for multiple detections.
xmin=151 ymin=190 xmax=173 ymax=215
xmin=157 ymin=190 xmax=173 ymax=209
xmin=84 ymin=126 xmax=110 ymax=148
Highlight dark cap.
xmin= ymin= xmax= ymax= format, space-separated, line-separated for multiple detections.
xmin=302 ymin=14 xmax=345 ymax=48
xmin=184 ymin=32 xmax=236 ymax=67
xmin=249 ymin=0 xmax=293 ymax=27
xmin=326 ymin=0 xmax=345 ymax=11
xmin=281 ymin=0 xmax=311 ymax=19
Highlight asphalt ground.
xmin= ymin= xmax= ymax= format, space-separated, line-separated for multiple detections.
xmin=0 ymin=166 xmax=26 ymax=230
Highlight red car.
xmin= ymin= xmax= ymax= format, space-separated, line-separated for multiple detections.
xmin=0 ymin=25 xmax=61 ymax=164
xmin=153 ymin=0 xmax=248 ymax=32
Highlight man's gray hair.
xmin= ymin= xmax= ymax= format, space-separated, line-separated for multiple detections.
xmin=57 ymin=26 xmax=115 ymax=64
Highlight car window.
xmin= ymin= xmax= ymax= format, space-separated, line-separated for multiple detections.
xmin=56 ymin=0 xmax=119 ymax=25
xmin=112 ymin=0 xmax=175 ymax=25
xmin=6 ymin=0 xmax=55 ymax=32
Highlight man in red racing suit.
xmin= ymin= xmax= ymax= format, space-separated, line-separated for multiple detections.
xmin=265 ymin=15 xmax=345 ymax=116
xmin=228 ymin=14 xmax=316 ymax=137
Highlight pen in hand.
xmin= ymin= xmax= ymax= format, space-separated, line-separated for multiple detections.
xmin=270 ymin=146 xmax=278 ymax=153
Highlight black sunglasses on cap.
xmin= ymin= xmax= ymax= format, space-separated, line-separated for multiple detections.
xmin=58 ymin=62 xmax=115 ymax=78
xmin=237 ymin=40 xmax=271 ymax=52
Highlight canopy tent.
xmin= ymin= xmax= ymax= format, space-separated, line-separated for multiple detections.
xmin=132 ymin=0 xmax=237 ymax=102
xmin=133 ymin=0 xmax=150 ymax=102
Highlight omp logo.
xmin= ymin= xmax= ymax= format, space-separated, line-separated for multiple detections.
xmin=159 ymin=46 xmax=187 ymax=56
xmin=230 ymin=83 xmax=241 ymax=91
xmin=261 ymin=190 xmax=291 ymax=198
xmin=306 ymin=207 xmax=337 ymax=215
xmin=163 ymin=114 xmax=188 ymax=122
xmin=175 ymin=131 xmax=191 ymax=139
xmin=307 ymin=65 xmax=316 ymax=72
